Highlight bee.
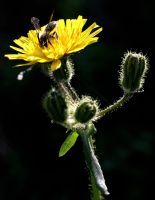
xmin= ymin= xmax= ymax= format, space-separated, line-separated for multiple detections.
xmin=31 ymin=14 xmax=58 ymax=47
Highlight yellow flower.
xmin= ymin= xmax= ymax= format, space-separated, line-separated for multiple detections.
xmin=5 ymin=15 xmax=103 ymax=71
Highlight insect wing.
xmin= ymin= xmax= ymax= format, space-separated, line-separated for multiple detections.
xmin=31 ymin=17 xmax=41 ymax=31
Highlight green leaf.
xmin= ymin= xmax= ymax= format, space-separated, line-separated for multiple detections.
xmin=59 ymin=131 xmax=79 ymax=157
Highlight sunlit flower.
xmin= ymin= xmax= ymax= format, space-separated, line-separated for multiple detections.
xmin=5 ymin=15 xmax=103 ymax=71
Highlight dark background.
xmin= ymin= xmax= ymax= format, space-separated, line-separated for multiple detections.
xmin=0 ymin=0 xmax=154 ymax=199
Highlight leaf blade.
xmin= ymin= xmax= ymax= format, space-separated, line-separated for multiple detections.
xmin=59 ymin=131 xmax=79 ymax=157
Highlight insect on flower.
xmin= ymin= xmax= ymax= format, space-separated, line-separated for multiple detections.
xmin=5 ymin=15 xmax=103 ymax=72
xmin=31 ymin=13 xmax=58 ymax=47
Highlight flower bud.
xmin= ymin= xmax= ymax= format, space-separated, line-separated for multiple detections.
xmin=53 ymin=57 xmax=74 ymax=82
xmin=75 ymin=98 xmax=97 ymax=123
xmin=120 ymin=52 xmax=148 ymax=93
xmin=43 ymin=88 xmax=67 ymax=122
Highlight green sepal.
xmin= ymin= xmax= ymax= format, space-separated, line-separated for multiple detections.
xmin=59 ymin=131 xmax=79 ymax=157
xmin=53 ymin=57 xmax=74 ymax=82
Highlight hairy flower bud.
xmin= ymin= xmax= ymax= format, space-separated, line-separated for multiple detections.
xmin=120 ymin=52 xmax=148 ymax=93
xmin=75 ymin=98 xmax=98 ymax=123
xmin=43 ymin=88 xmax=67 ymax=122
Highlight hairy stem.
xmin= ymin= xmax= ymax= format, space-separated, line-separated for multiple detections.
xmin=57 ymin=82 xmax=75 ymax=104
xmin=96 ymin=93 xmax=132 ymax=119
xmin=90 ymin=172 xmax=104 ymax=200
xmin=80 ymin=128 xmax=109 ymax=200
xmin=64 ymin=81 xmax=79 ymax=101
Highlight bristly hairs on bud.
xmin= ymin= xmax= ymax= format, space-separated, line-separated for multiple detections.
xmin=42 ymin=87 xmax=68 ymax=123
xmin=119 ymin=51 xmax=149 ymax=93
xmin=75 ymin=96 xmax=100 ymax=124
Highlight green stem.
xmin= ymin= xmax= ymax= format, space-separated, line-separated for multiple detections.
xmin=64 ymin=81 xmax=80 ymax=101
xmin=80 ymin=129 xmax=109 ymax=200
xmin=57 ymin=82 xmax=75 ymax=104
xmin=90 ymin=172 xmax=103 ymax=200
xmin=96 ymin=93 xmax=132 ymax=119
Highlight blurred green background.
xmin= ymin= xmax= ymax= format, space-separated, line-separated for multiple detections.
xmin=0 ymin=0 xmax=154 ymax=199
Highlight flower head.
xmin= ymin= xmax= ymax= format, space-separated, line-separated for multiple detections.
xmin=5 ymin=15 xmax=102 ymax=71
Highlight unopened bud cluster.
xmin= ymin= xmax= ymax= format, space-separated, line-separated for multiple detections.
xmin=119 ymin=52 xmax=148 ymax=93
xmin=42 ymin=51 xmax=149 ymax=129
xmin=43 ymin=90 xmax=99 ymax=127
xmin=41 ymin=55 xmax=100 ymax=126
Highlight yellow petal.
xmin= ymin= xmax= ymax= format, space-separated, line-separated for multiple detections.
xmin=14 ymin=62 xmax=36 ymax=67
xmin=51 ymin=60 xmax=61 ymax=71
xmin=10 ymin=45 xmax=25 ymax=53
xmin=88 ymin=27 xmax=103 ymax=38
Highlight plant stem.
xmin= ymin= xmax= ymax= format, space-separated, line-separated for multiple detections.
xmin=96 ymin=93 xmax=132 ymax=119
xmin=64 ymin=81 xmax=80 ymax=101
xmin=56 ymin=81 xmax=75 ymax=104
xmin=90 ymin=172 xmax=103 ymax=200
xmin=80 ymin=129 xmax=109 ymax=200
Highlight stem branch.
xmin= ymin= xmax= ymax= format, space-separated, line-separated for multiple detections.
xmin=96 ymin=93 xmax=132 ymax=119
